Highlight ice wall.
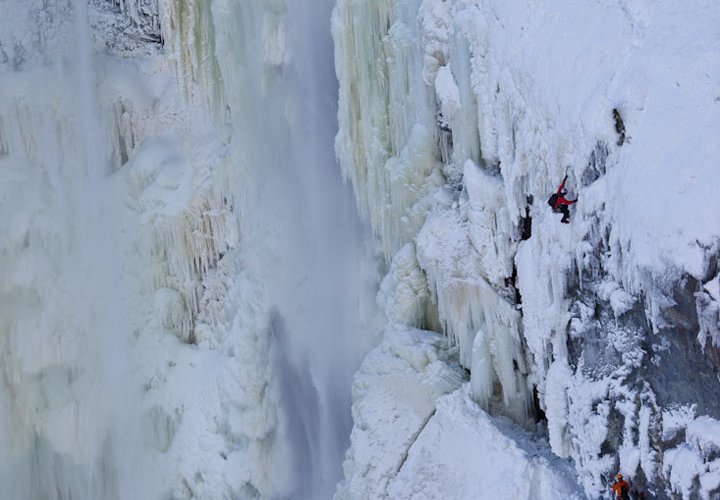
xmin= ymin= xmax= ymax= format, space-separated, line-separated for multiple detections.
xmin=1 ymin=0 xmax=377 ymax=499
xmin=334 ymin=0 xmax=720 ymax=498
xmin=0 ymin=0 xmax=146 ymax=498
xmin=334 ymin=0 xmax=533 ymax=426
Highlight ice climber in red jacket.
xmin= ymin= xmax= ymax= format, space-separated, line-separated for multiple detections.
xmin=547 ymin=175 xmax=577 ymax=223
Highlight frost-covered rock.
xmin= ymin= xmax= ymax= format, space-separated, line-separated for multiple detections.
xmin=90 ymin=0 xmax=161 ymax=54
xmin=663 ymin=414 xmax=720 ymax=499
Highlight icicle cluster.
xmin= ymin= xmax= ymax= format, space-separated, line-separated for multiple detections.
xmin=334 ymin=0 xmax=533 ymax=424
xmin=157 ymin=0 xmax=224 ymax=110
xmin=333 ymin=0 xmax=442 ymax=259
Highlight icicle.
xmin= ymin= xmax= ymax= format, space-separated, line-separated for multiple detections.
xmin=158 ymin=0 xmax=224 ymax=112
xmin=416 ymin=206 xmax=532 ymax=424
xmin=334 ymin=0 xmax=441 ymax=260
xmin=378 ymin=243 xmax=431 ymax=328
xmin=470 ymin=328 xmax=493 ymax=409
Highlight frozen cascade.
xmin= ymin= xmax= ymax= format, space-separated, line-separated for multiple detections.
xmin=0 ymin=0 xmax=144 ymax=498
xmin=4 ymin=0 xmax=720 ymax=498
xmin=206 ymin=0 xmax=381 ymax=496
xmin=1 ymin=0 xmax=379 ymax=499
xmin=334 ymin=0 xmax=534 ymax=425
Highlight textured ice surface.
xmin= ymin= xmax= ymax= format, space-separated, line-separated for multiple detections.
xmin=1 ymin=1 xmax=378 ymax=499
xmin=334 ymin=0 xmax=720 ymax=498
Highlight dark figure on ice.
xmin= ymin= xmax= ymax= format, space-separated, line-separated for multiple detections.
xmin=547 ymin=175 xmax=577 ymax=223
xmin=613 ymin=108 xmax=626 ymax=146
xmin=611 ymin=473 xmax=630 ymax=500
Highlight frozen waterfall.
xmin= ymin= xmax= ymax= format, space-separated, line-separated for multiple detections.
xmin=0 ymin=0 xmax=378 ymax=498
xmin=0 ymin=0 xmax=143 ymax=498
xmin=216 ymin=0 xmax=380 ymax=497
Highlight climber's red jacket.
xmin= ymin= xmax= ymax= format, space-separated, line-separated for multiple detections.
xmin=553 ymin=177 xmax=577 ymax=208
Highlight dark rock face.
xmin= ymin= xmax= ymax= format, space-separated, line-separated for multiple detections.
xmin=581 ymin=142 xmax=609 ymax=188
xmin=90 ymin=0 xmax=162 ymax=54
xmin=568 ymin=240 xmax=720 ymax=416
xmin=566 ymin=272 xmax=720 ymax=498
xmin=642 ymin=277 xmax=720 ymax=417
xmin=557 ymin=138 xmax=720 ymax=497
xmin=612 ymin=109 xmax=626 ymax=146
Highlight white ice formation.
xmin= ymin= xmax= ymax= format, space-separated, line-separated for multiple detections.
xmin=1 ymin=0 xmax=719 ymax=498
xmin=333 ymin=0 xmax=720 ymax=498
xmin=1 ymin=0 xmax=377 ymax=499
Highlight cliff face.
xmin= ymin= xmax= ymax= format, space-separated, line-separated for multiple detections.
xmin=2 ymin=0 xmax=718 ymax=498
xmin=333 ymin=0 xmax=720 ymax=498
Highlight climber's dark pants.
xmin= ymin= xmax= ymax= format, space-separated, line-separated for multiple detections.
xmin=554 ymin=205 xmax=570 ymax=223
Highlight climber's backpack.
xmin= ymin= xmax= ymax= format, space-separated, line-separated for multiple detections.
xmin=547 ymin=193 xmax=559 ymax=209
